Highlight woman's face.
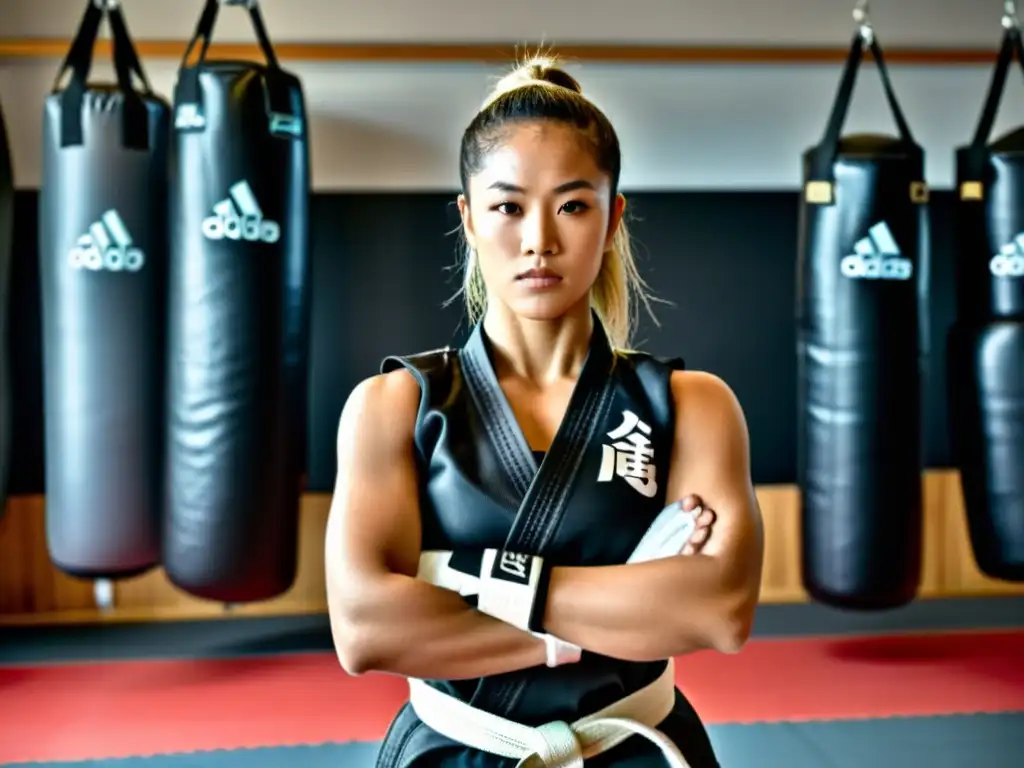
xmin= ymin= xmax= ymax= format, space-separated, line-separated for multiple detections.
xmin=459 ymin=120 xmax=625 ymax=323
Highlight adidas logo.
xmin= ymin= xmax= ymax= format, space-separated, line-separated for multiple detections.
xmin=174 ymin=103 xmax=206 ymax=130
xmin=991 ymin=234 xmax=1024 ymax=278
xmin=840 ymin=222 xmax=913 ymax=281
xmin=202 ymin=180 xmax=281 ymax=244
xmin=68 ymin=210 xmax=145 ymax=272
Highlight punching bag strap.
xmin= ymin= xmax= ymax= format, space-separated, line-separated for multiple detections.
xmin=106 ymin=5 xmax=154 ymax=97
xmin=56 ymin=0 xmax=151 ymax=150
xmin=961 ymin=16 xmax=1024 ymax=199
xmin=806 ymin=27 xmax=917 ymax=204
xmin=106 ymin=3 xmax=152 ymax=150
xmin=175 ymin=0 xmax=302 ymax=139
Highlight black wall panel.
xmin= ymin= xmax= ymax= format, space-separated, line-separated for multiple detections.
xmin=8 ymin=188 xmax=957 ymax=496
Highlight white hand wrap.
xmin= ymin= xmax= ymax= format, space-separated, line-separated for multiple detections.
xmin=476 ymin=548 xmax=546 ymax=632
xmin=531 ymin=631 xmax=582 ymax=667
xmin=417 ymin=551 xmax=481 ymax=596
xmin=626 ymin=501 xmax=701 ymax=564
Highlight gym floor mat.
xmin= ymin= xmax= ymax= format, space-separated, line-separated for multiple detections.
xmin=2 ymin=715 xmax=1022 ymax=768
xmin=3 ymin=599 xmax=1021 ymax=766
xmin=1 ymin=629 xmax=1021 ymax=764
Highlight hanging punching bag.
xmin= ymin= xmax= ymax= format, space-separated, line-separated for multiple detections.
xmin=39 ymin=1 xmax=169 ymax=577
xmin=950 ymin=21 xmax=1024 ymax=582
xmin=0 ymin=100 xmax=12 ymax=522
xmin=164 ymin=0 xmax=311 ymax=602
xmin=796 ymin=27 xmax=928 ymax=609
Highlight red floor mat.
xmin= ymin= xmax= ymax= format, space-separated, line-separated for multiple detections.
xmin=0 ymin=629 xmax=1021 ymax=763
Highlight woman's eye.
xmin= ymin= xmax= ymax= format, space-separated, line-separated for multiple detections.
xmin=493 ymin=200 xmax=589 ymax=215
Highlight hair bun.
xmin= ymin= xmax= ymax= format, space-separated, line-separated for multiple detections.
xmin=488 ymin=54 xmax=583 ymax=102
xmin=517 ymin=55 xmax=583 ymax=94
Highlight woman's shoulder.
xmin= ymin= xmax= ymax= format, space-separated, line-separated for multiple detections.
xmin=341 ymin=367 xmax=422 ymax=428
xmin=379 ymin=345 xmax=459 ymax=398
xmin=669 ymin=369 xmax=740 ymax=405
xmin=340 ymin=344 xmax=462 ymax=426
xmin=668 ymin=369 xmax=748 ymax=436
xmin=613 ymin=351 xmax=744 ymax=432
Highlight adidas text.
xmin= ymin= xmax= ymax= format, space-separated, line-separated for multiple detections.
xmin=990 ymin=253 xmax=1024 ymax=278
xmin=840 ymin=255 xmax=913 ymax=280
xmin=202 ymin=180 xmax=281 ymax=244
xmin=841 ymin=221 xmax=913 ymax=281
xmin=68 ymin=210 xmax=144 ymax=272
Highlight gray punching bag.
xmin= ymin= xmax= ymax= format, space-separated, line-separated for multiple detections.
xmin=39 ymin=2 xmax=169 ymax=577
xmin=0 ymin=100 xmax=12 ymax=520
xmin=165 ymin=0 xmax=311 ymax=602
xmin=950 ymin=23 xmax=1024 ymax=582
xmin=796 ymin=30 xmax=928 ymax=609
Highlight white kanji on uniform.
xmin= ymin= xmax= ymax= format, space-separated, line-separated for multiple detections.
xmin=597 ymin=409 xmax=657 ymax=497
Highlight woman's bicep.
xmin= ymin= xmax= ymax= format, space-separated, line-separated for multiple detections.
xmin=666 ymin=371 xmax=764 ymax=585
xmin=326 ymin=369 xmax=424 ymax=597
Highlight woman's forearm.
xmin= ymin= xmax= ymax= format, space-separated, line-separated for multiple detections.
xmin=331 ymin=572 xmax=547 ymax=680
xmin=541 ymin=556 xmax=752 ymax=662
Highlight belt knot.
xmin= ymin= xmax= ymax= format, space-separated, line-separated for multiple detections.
xmin=516 ymin=720 xmax=583 ymax=768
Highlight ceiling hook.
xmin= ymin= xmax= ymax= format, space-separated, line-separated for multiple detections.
xmin=1004 ymin=0 xmax=1019 ymax=29
xmin=853 ymin=0 xmax=874 ymax=45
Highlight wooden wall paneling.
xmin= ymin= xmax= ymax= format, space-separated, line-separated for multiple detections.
xmin=753 ymin=484 xmax=806 ymax=604
xmin=0 ymin=39 xmax=1003 ymax=66
xmin=0 ymin=496 xmax=95 ymax=615
xmin=937 ymin=472 xmax=1024 ymax=596
xmin=919 ymin=471 xmax=948 ymax=598
xmin=2 ymin=470 xmax=1024 ymax=625
xmin=0 ymin=495 xmax=331 ymax=625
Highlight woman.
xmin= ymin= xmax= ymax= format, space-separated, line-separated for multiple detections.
xmin=325 ymin=56 xmax=765 ymax=768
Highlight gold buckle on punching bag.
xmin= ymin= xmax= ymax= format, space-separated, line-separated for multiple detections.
xmin=960 ymin=181 xmax=983 ymax=201
xmin=909 ymin=181 xmax=929 ymax=204
xmin=805 ymin=181 xmax=833 ymax=205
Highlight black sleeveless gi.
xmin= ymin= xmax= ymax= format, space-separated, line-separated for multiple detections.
xmin=375 ymin=315 xmax=721 ymax=768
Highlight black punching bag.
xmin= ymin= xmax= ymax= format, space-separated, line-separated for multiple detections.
xmin=39 ymin=2 xmax=169 ymax=577
xmin=950 ymin=24 xmax=1024 ymax=582
xmin=796 ymin=29 xmax=928 ymax=609
xmin=0 ymin=97 xmax=11 ymax=518
xmin=0 ymin=99 xmax=12 ymax=521
xmin=165 ymin=0 xmax=311 ymax=602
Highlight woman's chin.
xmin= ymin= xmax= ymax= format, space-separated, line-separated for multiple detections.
xmin=506 ymin=294 xmax=589 ymax=323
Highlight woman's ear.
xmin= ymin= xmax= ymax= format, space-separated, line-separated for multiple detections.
xmin=457 ymin=193 xmax=477 ymax=250
xmin=605 ymin=193 xmax=627 ymax=250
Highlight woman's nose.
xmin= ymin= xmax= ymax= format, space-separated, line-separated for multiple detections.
xmin=520 ymin=209 xmax=559 ymax=256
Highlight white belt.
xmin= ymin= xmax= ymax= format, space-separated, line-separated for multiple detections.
xmin=407 ymin=660 xmax=691 ymax=768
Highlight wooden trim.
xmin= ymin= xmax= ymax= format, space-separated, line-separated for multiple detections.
xmin=1 ymin=469 xmax=1022 ymax=626
xmin=0 ymin=39 xmax=1000 ymax=66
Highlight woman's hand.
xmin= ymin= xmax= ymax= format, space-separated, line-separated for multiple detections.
xmin=679 ymin=494 xmax=717 ymax=556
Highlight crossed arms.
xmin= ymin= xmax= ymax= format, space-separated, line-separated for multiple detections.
xmin=325 ymin=368 xmax=764 ymax=680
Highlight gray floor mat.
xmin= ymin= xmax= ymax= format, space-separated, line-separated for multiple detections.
xmin=3 ymin=714 xmax=1021 ymax=767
